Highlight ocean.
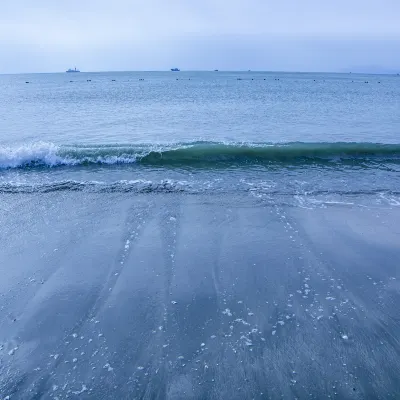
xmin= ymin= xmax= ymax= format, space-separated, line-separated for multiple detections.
xmin=0 ymin=71 xmax=399 ymax=399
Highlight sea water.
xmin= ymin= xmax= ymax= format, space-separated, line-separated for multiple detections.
xmin=0 ymin=71 xmax=399 ymax=399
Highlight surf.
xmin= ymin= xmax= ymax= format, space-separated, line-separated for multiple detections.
xmin=1 ymin=141 xmax=400 ymax=169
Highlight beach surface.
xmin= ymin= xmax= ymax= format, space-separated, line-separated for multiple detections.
xmin=1 ymin=191 xmax=399 ymax=399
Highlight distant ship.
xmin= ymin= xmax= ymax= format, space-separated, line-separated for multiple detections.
xmin=171 ymin=68 xmax=180 ymax=72
xmin=214 ymin=69 xmax=219 ymax=72
xmin=66 ymin=67 xmax=80 ymax=73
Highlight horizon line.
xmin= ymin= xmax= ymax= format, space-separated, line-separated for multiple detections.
xmin=1 ymin=69 xmax=400 ymax=76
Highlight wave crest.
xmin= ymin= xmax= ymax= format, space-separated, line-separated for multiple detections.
xmin=1 ymin=141 xmax=400 ymax=169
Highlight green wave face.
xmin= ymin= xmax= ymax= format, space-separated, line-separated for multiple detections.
xmin=1 ymin=141 xmax=400 ymax=169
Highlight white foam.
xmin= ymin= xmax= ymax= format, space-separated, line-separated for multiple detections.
xmin=72 ymin=385 xmax=87 ymax=395
xmin=107 ymin=365 xmax=114 ymax=372
xmin=379 ymin=192 xmax=400 ymax=206
xmin=8 ymin=347 xmax=18 ymax=356
xmin=0 ymin=142 xmax=143 ymax=169
xmin=0 ymin=142 xmax=66 ymax=168
xmin=222 ymin=308 xmax=232 ymax=317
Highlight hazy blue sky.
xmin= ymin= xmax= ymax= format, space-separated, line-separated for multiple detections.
xmin=1 ymin=0 xmax=400 ymax=73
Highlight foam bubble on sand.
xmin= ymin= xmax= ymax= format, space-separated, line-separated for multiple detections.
xmin=272 ymin=330 xmax=276 ymax=336
xmin=222 ymin=308 xmax=232 ymax=316
xmin=234 ymin=318 xmax=250 ymax=326
xmin=72 ymin=385 xmax=87 ymax=395
xmin=240 ymin=336 xmax=253 ymax=346
xmin=103 ymin=363 xmax=114 ymax=372
xmin=8 ymin=347 xmax=18 ymax=356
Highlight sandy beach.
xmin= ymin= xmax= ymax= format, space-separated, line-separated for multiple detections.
xmin=1 ymin=192 xmax=399 ymax=399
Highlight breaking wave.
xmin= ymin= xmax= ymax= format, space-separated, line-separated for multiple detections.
xmin=1 ymin=141 xmax=400 ymax=169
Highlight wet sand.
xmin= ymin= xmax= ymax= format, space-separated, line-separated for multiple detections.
xmin=0 ymin=193 xmax=399 ymax=399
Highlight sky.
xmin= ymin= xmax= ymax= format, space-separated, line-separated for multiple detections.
xmin=1 ymin=0 xmax=400 ymax=73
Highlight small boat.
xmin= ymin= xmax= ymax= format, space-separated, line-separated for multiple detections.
xmin=171 ymin=68 xmax=180 ymax=72
xmin=66 ymin=67 xmax=80 ymax=73
xmin=214 ymin=69 xmax=219 ymax=72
